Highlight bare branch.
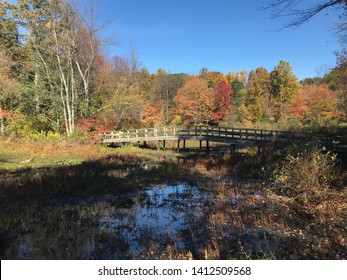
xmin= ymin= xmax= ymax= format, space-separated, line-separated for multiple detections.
xmin=263 ymin=0 xmax=346 ymax=29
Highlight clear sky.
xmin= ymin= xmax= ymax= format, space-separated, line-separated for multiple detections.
xmin=91 ymin=0 xmax=343 ymax=79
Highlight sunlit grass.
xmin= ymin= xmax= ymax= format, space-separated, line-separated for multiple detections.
xmin=0 ymin=139 xmax=178 ymax=171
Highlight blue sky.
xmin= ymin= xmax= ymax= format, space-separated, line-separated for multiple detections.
xmin=91 ymin=0 xmax=344 ymax=80
xmin=86 ymin=1 xmax=342 ymax=79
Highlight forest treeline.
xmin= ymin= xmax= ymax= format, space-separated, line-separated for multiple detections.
xmin=1 ymin=0 xmax=346 ymax=140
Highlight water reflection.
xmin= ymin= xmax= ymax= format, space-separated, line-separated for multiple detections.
xmin=1 ymin=183 xmax=207 ymax=259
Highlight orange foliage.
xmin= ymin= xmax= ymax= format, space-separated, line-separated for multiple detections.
xmin=141 ymin=100 xmax=163 ymax=127
xmin=288 ymin=84 xmax=342 ymax=124
xmin=76 ymin=116 xmax=113 ymax=134
xmin=173 ymin=76 xmax=215 ymax=125
xmin=0 ymin=109 xmax=8 ymax=118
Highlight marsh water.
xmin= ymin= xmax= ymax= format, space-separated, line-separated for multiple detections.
xmin=1 ymin=183 xmax=213 ymax=259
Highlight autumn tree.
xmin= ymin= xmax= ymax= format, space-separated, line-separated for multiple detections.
xmin=212 ymin=81 xmax=233 ymax=125
xmin=173 ymin=76 xmax=215 ymax=125
xmin=10 ymin=0 xmax=103 ymax=135
xmin=289 ymin=84 xmax=342 ymax=125
xmin=151 ymin=69 xmax=169 ymax=124
xmin=0 ymin=1 xmax=23 ymax=134
xmin=246 ymin=67 xmax=271 ymax=122
xmin=198 ymin=68 xmax=226 ymax=87
xmin=328 ymin=49 xmax=347 ymax=120
xmin=95 ymin=52 xmax=145 ymax=129
xmin=141 ymin=100 xmax=163 ymax=127
xmin=270 ymin=60 xmax=299 ymax=121
xmin=0 ymin=47 xmax=14 ymax=134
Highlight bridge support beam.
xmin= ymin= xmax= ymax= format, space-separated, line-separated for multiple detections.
xmin=163 ymin=140 xmax=166 ymax=149
xmin=177 ymin=139 xmax=181 ymax=152
xmin=199 ymin=140 xmax=202 ymax=151
xmin=206 ymin=141 xmax=210 ymax=154
xmin=230 ymin=144 xmax=236 ymax=155
xmin=183 ymin=139 xmax=186 ymax=150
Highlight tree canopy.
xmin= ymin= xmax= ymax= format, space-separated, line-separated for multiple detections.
xmin=0 ymin=0 xmax=345 ymax=139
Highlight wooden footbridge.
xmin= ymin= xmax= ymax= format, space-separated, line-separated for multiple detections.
xmin=102 ymin=126 xmax=305 ymax=153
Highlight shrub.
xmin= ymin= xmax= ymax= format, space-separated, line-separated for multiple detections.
xmin=272 ymin=146 xmax=338 ymax=203
xmin=67 ymin=128 xmax=88 ymax=144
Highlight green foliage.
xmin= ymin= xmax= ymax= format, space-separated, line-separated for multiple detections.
xmin=67 ymin=128 xmax=88 ymax=144
xmin=3 ymin=110 xmax=60 ymax=141
xmin=5 ymin=116 xmax=60 ymax=142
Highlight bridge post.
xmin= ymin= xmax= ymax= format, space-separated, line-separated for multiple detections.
xmin=183 ymin=139 xmax=186 ymax=149
xmin=199 ymin=140 xmax=202 ymax=151
xmin=231 ymin=144 xmax=236 ymax=155
xmin=206 ymin=141 xmax=210 ymax=154
xmin=177 ymin=139 xmax=180 ymax=152
xmin=163 ymin=140 xmax=166 ymax=149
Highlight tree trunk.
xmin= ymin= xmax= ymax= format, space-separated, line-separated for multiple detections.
xmin=34 ymin=66 xmax=40 ymax=114
xmin=0 ymin=106 xmax=4 ymax=136
xmin=76 ymin=61 xmax=90 ymax=114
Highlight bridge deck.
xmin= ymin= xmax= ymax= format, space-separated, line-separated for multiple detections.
xmin=102 ymin=126 xmax=305 ymax=147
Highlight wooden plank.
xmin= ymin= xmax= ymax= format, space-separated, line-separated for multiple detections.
xmin=102 ymin=126 xmax=304 ymax=146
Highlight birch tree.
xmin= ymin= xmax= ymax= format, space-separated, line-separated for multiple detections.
xmin=13 ymin=0 xmax=101 ymax=135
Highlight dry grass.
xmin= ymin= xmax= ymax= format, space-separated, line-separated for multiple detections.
xmin=187 ymin=177 xmax=347 ymax=260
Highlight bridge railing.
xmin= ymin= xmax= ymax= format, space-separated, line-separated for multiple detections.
xmin=102 ymin=126 xmax=305 ymax=143
xmin=176 ymin=126 xmax=304 ymax=141
xmin=102 ymin=126 xmax=179 ymax=141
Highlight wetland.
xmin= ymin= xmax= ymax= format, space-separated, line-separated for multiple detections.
xmin=0 ymin=141 xmax=346 ymax=259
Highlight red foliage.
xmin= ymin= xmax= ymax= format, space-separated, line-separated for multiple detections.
xmin=212 ymin=81 xmax=234 ymax=124
xmin=76 ymin=116 xmax=113 ymax=134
